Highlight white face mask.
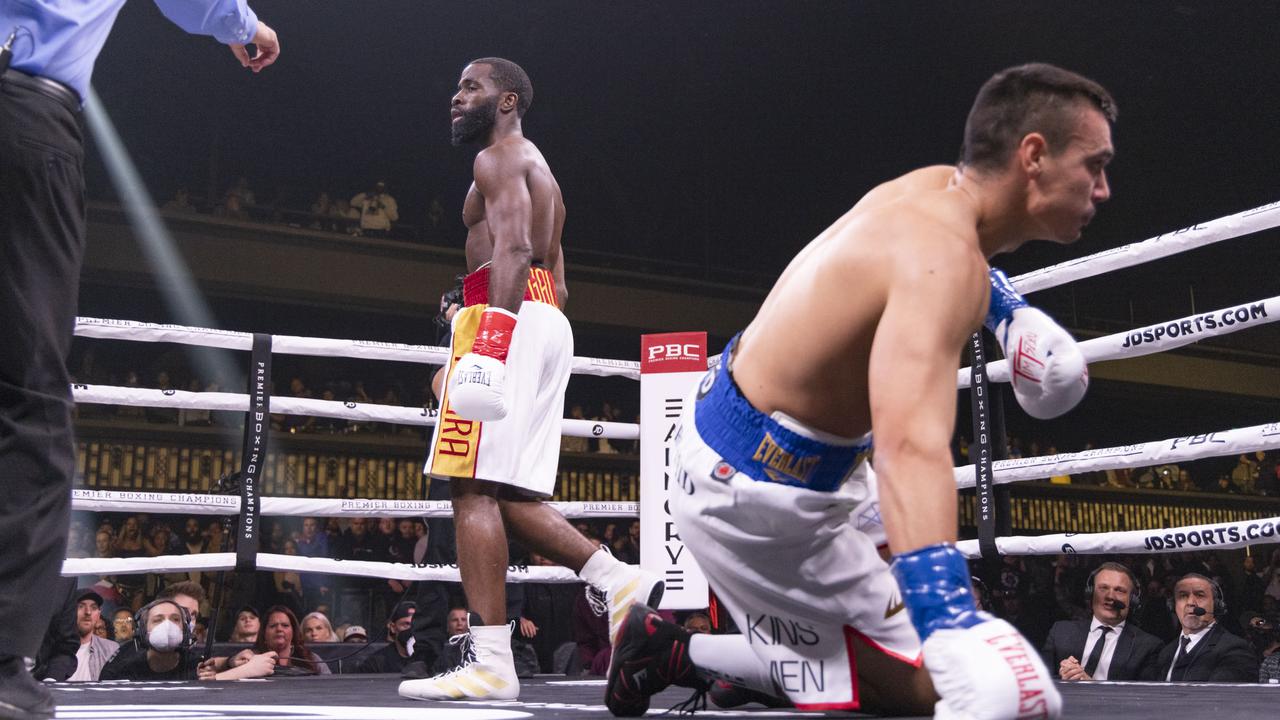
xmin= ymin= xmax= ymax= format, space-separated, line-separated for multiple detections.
xmin=148 ymin=620 xmax=184 ymax=652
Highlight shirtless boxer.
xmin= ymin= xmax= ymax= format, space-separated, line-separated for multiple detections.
xmin=399 ymin=58 xmax=661 ymax=702
xmin=606 ymin=63 xmax=1111 ymax=719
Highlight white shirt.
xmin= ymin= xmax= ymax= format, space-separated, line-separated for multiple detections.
xmin=1082 ymin=617 xmax=1125 ymax=681
xmin=68 ymin=635 xmax=118 ymax=682
xmin=1166 ymin=622 xmax=1215 ymax=681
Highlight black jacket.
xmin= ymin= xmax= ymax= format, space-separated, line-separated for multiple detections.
xmin=1156 ymin=624 xmax=1257 ymax=682
xmin=33 ymin=578 xmax=79 ymax=681
xmin=1042 ymin=618 xmax=1164 ymax=681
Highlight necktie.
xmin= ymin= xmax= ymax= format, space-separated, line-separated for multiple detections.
xmin=1171 ymin=635 xmax=1193 ymax=681
xmin=1083 ymin=625 xmax=1112 ymax=676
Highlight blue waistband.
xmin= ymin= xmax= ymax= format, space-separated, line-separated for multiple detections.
xmin=693 ymin=334 xmax=871 ymax=493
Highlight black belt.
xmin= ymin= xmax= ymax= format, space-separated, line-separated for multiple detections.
xmin=1 ymin=68 xmax=81 ymax=113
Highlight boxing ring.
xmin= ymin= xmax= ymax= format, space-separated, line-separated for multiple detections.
xmin=53 ymin=199 xmax=1280 ymax=718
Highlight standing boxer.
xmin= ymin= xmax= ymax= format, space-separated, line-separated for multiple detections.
xmin=399 ymin=58 xmax=660 ymax=702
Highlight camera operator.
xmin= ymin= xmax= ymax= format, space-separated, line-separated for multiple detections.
xmin=351 ymin=181 xmax=399 ymax=238
xmin=1244 ymin=608 xmax=1280 ymax=683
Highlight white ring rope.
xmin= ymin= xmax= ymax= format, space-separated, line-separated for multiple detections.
xmin=1008 ymin=200 xmax=1280 ymax=294
xmin=70 ymin=489 xmax=638 ymax=520
xmin=74 ymin=317 xmax=643 ymax=380
xmin=70 ymin=384 xmax=640 ymax=440
xmin=67 ymin=204 xmax=1280 ymax=577
xmin=957 ymin=515 xmax=1280 ymax=559
xmin=63 ymin=552 xmax=587 ymax=583
xmin=957 ymin=294 xmax=1278 ymax=388
xmin=952 ymin=420 xmax=1280 ymax=489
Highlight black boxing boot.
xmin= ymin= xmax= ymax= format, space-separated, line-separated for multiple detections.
xmin=605 ymin=604 xmax=707 ymax=717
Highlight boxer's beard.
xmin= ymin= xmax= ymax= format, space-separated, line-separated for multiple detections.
xmin=452 ymin=98 xmax=497 ymax=146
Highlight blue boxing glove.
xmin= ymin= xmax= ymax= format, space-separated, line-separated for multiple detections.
xmin=893 ymin=544 xmax=1061 ymax=720
xmin=985 ymin=268 xmax=1089 ymax=420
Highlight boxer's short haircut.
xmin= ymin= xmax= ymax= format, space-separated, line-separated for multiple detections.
xmin=960 ymin=63 xmax=1117 ymax=171
xmin=469 ymin=57 xmax=533 ymax=117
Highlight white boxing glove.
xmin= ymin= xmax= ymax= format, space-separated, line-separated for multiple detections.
xmin=447 ymin=353 xmax=508 ymax=421
xmin=925 ymin=617 xmax=1063 ymax=720
xmin=446 ymin=307 xmax=518 ymax=421
xmin=986 ymin=269 xmax=1088 ymax=420
xmin=892 ymin=543 xmax=1062 ymax=720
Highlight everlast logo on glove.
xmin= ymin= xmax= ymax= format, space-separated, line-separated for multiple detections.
xmin=455 ymin=367 xmax=492 ymax=386
xmin=984 ymin=631 xmax=1052 ymax=719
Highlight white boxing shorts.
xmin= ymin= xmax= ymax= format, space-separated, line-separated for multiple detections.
xmin=670 ymin=336 xmax=921 ymax=710
xmin=425 ymin=265 xmax=571 ymax=496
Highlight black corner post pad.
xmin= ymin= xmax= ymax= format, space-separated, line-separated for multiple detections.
xmin=967 ymin=331 xmax=999 ymax=562
xmin=235 ymin=333 xmax=272 ymax=573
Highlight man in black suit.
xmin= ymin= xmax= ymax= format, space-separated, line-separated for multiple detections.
xmin=1157 ymin=573 xmax=1256 ymax=682
xmin=1042 ymin=562 xmax=1163 ymax=681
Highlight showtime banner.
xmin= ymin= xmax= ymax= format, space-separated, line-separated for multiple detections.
xmin=639 ymin=332 xmax=710 ymax=610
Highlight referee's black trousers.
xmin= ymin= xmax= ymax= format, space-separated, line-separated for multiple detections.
xmin=0 ymin=76 xmax=85 ymax=658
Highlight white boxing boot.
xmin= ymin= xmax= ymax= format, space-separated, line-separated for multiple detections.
xmin=398 ymin=623 xmax=519 ymax=701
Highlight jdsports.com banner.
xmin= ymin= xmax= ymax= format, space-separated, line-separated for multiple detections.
xmin=639 ymin=332 xmax=710 ymax=610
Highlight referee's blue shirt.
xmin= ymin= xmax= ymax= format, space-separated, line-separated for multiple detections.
xmin=2 ymin=0 xmax=258 ymax=104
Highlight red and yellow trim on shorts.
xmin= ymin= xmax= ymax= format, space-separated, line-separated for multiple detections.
xmin=461 ymin=263 xmax=558 ymax=308
xmin=430 ymin=306 xmax=484 ymax=478
xmin=429 ymin=264 xmax=557 ymax=478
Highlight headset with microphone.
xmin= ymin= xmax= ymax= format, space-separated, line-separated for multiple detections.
xmin=1084 ymin=562 xmax=1140 ymax=614
xmin=133 ymin=599 xmax=195 ymax=651
xmin=1166 ymin=573 xmax=1226 ymax=617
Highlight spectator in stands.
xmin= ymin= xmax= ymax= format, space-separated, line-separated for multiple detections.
xmin=351 ymin=181 xmax=399 ymax=238
xmin=162 ymin=188 xmax=197 ymax=214
xmin=1042 ymin=562 xmax=1162 ymax=681
xmin=329 ymin=196 xmax=360 ymax=234
xmin=335 ymin=517 xmax=382 ymax=628
xmin=387 ymin=518 xmax=417 ymax=565
xmin=301 ymin=612 xmax=340 ymax=644
xmin=273 ymin=540 xmax=305 ymax=614
xmin=230 ymin=607 xmax=261 ymax=643
xmin=295 ymin=516 xmax=331 ymax=610
xmin=254 ymin=606 xmax=329 ymax=674
xmin=32 ymin=580 xmax=81 ymax=682
xmin=356 ymin=602 xmax=416 ymax=673
xmin=215 ymin=191 xmax=250 ymax=221
xmin=309 ymin=192 xmax=335 ymax=231
xmin=561 ymin=405 xmax=589 ymax=453
xmin=111 ymin=516 xmax=147 ymax=609
xmin=111 ymin=608 xmax=136 ymax=644
xmin=1232 ymin=454 xmax=1260 ymax=494
xmin=100 ymin=599 xmax=201 ymax=680
xmin=593 ymin=402 xmax=620 ymax=454
xmin=142 ymin=522 xmax=171 ymax=558
xmin=412 ymin=519 xmax=430 ymax=565
xmin=1157 ymin=574 xmax=1256 ymax=682
xmin=225 ymin=176 xmax=255 ymax=205
xmin=284 ymin=377 xmax=316 ymax=433
xmin=573 ymin=582 xmax=610 ymax=676
xmin=93 ymin=617 xmax=109 ymax=639
xmin=114 ymin=516 xmax=145 ymax=557
xmin=682 ymin=612 xmax=712 ymax=635
xmin=521 ymin=552 xmax=580 ymax=673
xmin=432 ymin=606 xmax=471 ymax=674
xmin=343 ymin=626 xmax=368 ymax=643
xmin=611 ymin=520 xmax=639 ymax=564
xmin=116 ymin=371 xmax=147 ymax=420
xmin=1214 ymin=473 xmax=1241 ymax=494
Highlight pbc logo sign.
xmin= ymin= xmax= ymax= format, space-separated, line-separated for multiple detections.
xmin=641 ymin=332 xmax=707 ymax=375
xmin=648 ymin=343 xmax=701 ymax=362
